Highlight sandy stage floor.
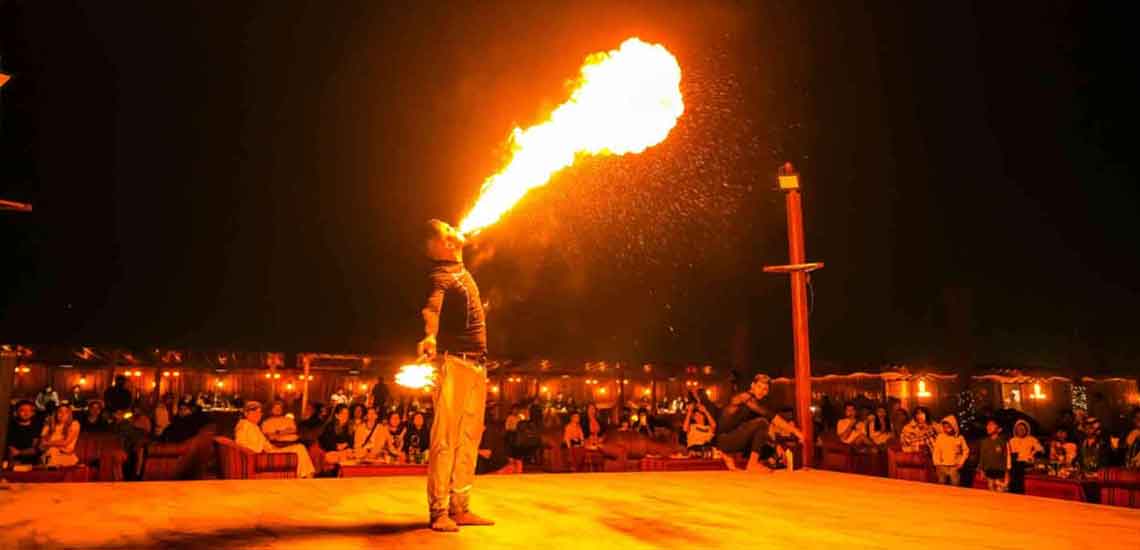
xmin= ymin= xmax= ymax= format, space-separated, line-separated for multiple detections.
xmin=1 ymin=470 xmax=1137 ymax=549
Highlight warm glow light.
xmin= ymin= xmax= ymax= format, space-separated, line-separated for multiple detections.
xmin=490 ymin=386 xmax=500 ymax=393
xmin=285 ymin=383 xmax=294 ymax=391
xmin=215 ymin=380 xmax=224 ymax=388
xmin=273 ymin=373 xmax=281 ymax=379
xmin=79 ymin=377 xmax=87 ymax=385
xmin=396 ymin=364 xmax=436 ymax=389
xmin=173 ymin=371 xmax=180 ymax=377
xmin=265 ymin=373 xmax=272 ymax=379
xmin=541 ymin=386 xmax=549 ymax=393
xmin=163 ymin=371 xmax=171 ymax=377
xmin=917 ymin=379 xmax=931 ymax=398
xmin=134 ymin=370 xmax=142 ymax=377
xmin=1030 ymin=382 xmax=1047 ymax=400
xmin=360 ymin=383 xmax=368 ymax=391
xmin=457 ymin=37 xmax=684 ymax=235
xmin=599 ymin=387 xmax=607 ymax=395
xmin=642 ymin=389 xmax=651 ymax=396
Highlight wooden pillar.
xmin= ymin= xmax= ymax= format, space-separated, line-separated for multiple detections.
xmin=615 ymin=363 xmax=625 ymax=424
xmin=300 ymin=354 xmax=311 ymax=414
xmin=0 ymin=350 xmax=17 ymax=453
xmin=268 ymin=353 xmax=278 ymax=403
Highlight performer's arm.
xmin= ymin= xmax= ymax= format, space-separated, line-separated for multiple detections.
xmin=418 ymin=282 xmax=444 ymax=358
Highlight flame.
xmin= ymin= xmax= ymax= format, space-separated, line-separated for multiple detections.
xmin=458 ymin=37 xmax=684 ymax=235
xmin=396 ymin=363 xmax=437 ymax=389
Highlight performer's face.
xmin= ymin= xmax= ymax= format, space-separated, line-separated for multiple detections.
xmin=426 ymin=219 xmax=465 ymax=260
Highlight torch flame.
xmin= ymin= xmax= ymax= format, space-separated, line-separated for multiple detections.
xmin=396 ymin=363 xmax=437 ymax=390
xmin=458 ymin=37 xmax=684 ymax=235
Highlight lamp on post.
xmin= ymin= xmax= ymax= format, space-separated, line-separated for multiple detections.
xmin=763 ymin=162 xmax=824 ymax=469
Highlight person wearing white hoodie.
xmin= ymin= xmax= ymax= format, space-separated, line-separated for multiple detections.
xmin=931 ymin=415 xmax=969 ymax=486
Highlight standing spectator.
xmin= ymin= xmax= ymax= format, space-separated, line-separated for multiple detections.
xmin=837 ymin=403 xmax=873 ymax=446
xmin=1078 ymin=417 xmax=1110 ymax=472
xmin=370 ymin=377 xmax=390 ymax=412
xmin=932 ymin=416 xmax=969 ymax=486
xmin=235 ymin=401 xmax=315 ymax=478
xmin=978 ymin=419 xmax=1011 ymax=492
xmin=319 ymin=404 xmax=354 ymax=466
xmin=901 ymin=406 xmax=939 ymax=453
xmin=68 ymin=385 xmax=85 ymax=408
xmin=6 ymin=400 xmax=42 ymax=464
xmin=404 ymin=412 xmax=430 ymax=463
xmin=104 ymin=375 xmax=133 ymax=416
xmin=1008 ymin=419 xmax=1042 ymax=493
xmin=581 ymin=403 xmax=606 ymax=447
xmin=261 ymin=400 xmax=299 ymax=444
xmin=330 ymin=388 xmax=349 ymax=407
xmin=79 ymin=400 xmax=110 ymax=433
xmin=1123 ymin=408 xmax=1140 ymax=469
xmin=563 ymin=412 xmax=586 ymax=471
xmin=39 ymin=404 xmax=81 ymax=467
xmin=1049 ymin=427 xmax=1078 ymax=466
xmin=353 ymin=407 xmax=384 ymax=459
xmin=154 ymin=393 xmax=175 ymax=437
xmin=35 ymin=385 xmax=60 ymax=412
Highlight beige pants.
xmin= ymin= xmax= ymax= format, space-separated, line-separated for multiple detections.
xmin=427 ymin=354 xmax=486 ymax=519
xmin=42 ymin=447 xmax=79 ymax=467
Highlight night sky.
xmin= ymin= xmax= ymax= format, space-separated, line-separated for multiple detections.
xmin=1 ymin=2 xmax=1137 ymax=374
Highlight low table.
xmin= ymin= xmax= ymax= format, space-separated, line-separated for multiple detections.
xmin=1 ymin=464 xmax=91 ymax=483
xmin=337 ymin=463 xmax=428 ymax=478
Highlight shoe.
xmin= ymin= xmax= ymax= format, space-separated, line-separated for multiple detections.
xmin=451 ymin=511 xmax=495 ymax=526
xmin=430 ymin=515 xmax=459 ymax=532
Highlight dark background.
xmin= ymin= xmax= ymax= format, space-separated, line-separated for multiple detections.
xmin=1 ymin=1 xmax=1137 ymax=374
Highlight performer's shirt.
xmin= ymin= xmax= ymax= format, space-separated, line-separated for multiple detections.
xmin=425 ymin=260 xmax=487 ymax=355
xmin=717 ymin=395 xmax=771 ymax=434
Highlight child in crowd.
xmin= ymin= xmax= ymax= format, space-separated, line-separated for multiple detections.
xmin=1049 ymin=427 xmax=1078 ymax=466
xmin=932 ymin=415 xmax=969 ymax=485
xmin=900 ymin=407 xmax=939 ymax=453
xmin=978 ymin=419 xmax=1011 ymax=492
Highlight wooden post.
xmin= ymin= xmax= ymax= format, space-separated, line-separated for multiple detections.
xmin=0 ymin=350 xmax=17 ymax=454
xmin=268 ymin=353 xmax=278 ymax=403
xmin=300 ymin=354 xmax=310 ymax=414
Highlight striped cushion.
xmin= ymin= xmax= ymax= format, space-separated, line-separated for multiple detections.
xmin=253 ymin=452 xmax=297 ymax=473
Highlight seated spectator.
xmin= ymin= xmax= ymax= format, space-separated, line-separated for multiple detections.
xmin=1048 ymin=427 xmax=1078 ymax=466
xmin=154 ymin=393 xmax=175 ymax=437
xmin=1009 ymin=419 xmax=1044 ymax=464
xmin=868 ymin=406 xmax=893 ymax=446
xmin=261 ymin=400 xmax=299 ymax=444
xmin=234 ymin=401 xmax=315 ymax=478
xmin=837 ymin=402 xmax=873 ymax=446
xmin=353 ymin=407 xmax=385 ymax=459
xmin=319 ymin=404 xmax=355 ymax=465
xmin=161 ymin=402 xmax=210 ymax=443
xmin=298 ymin=402 xmax=324 ymax=435
xmin=1078 ymin=417 xmax=1110 ymax=472
xmin=563 ymin=413 xmax=585 ymax=448
xmin=79 ymin=400 xmax=110 ymax=433
xmin=900 ymin=406 xmax=938 ymax=453
xmin=1124 ymin=408 xmax=1140 ymax=469
xmin=39 ymin=403 xmax=81 ymax=467
xmin=932 ymin=415 xmax=968 ymax=485
xmin=6 ymin=400 xmax=41 ymax=464
xmin=632 ymin=408 xmax=654 ymax=437
xmin=383 ymin=411 xmax=406 ymax=462
xmin=350 ymin=404 xmax=367 ymax=433
xmin=476 ymin=412 xmax=510 ymax=475
xmin=68 ymin=385 xmax=85 ymax=408
xmin=404 ymin=412 xmax=430 ymax=463
xmin=582 ymin=403 xmax=606 ymax=448
xmin=978 ymin=419 xmax=1011 ymax=492
xmin=682 ymin=403 xmax=716 ymax=452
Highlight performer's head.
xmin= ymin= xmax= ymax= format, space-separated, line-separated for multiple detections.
xmin=425 ymin=219 xmax=466 ymax=262
xmin=749 ymin=373 xmax=770 ymax=399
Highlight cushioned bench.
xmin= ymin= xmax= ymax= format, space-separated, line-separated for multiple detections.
xmin=213 ymin=436 xmax=297 ymax=479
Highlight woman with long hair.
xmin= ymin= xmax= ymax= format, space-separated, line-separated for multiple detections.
xmin=900 ymin=406 xmax=938 ymax=453
xmin=353 ymin=407 xmax=384 ymax=459
xmin=39 ymin=403 xmax=81 ymax=467
xmin=319 ymin=404 xmax=354 ymax=465
xmin=349 ymin=403 xmax=367 ymax=432
xmin=581 ymin=403 xmax=605 ymax=447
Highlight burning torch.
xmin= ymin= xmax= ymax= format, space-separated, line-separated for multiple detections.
xmin=395 ymin=359 xmax=437 ymax=392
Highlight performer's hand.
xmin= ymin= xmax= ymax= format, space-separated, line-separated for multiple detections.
xmin=417 ymin=335 xmax=437 ymax=359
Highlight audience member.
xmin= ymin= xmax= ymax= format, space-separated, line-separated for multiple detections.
xmin=682 ymin=403 xmax=716 ymax=451
xmin=476 ymin=412 xmax=510 ymax=475
xmin=582 ymin=403 xmax=605 ymax=447
xmin=1078 ymin=417 xmax=1110 ymax=472
xmin=261 ymin=400 xmax=299 ymax=444
xmin=837 ymin=402 xmax=872 ymax=446
xmin=353 ymin=407 xmax=384 ymax=459
xmin=890 ymin=407 xmax=910 ymax=442
xmin=1048 ymin=427 xmax=1078 ymax=466
xmin=161 ymin=402 xmax=210 ymax=443
xmin=103 ymin=375 xmax=133 ymax=415
xmin=383 ymin=411 xmax=406 ymax=462
xmin=563 ymin=412 xmax=585 ymax=448
xmin=932 ymin=415 xmax=969 ymax=485
xmin=901 ymin=406 xmax=938 ymax=453
xmin=319 ymin=404 xmax=355 ymax=465
xmin=350 ymin=404 xmax=367 ymax=432
xmin=154 ymin=393 xmax=175 ymax=436
xmin=39 ymin=403 xmax=81 ymax=467
xmin=978 ymin=419 xmax=1011 ymax=492
xmin=868 ymin=406 xmax=893 ymax=445
xmin=234 ymin=401 xmax=315 ymax=478
xmin=1124 ymin=408 xmax=1140 ymax=469
xmin=68 ymin=385 xmax=85 ymax=408
xmin=404 ymin=412 xmax=430 ymax=463
xmin=298 ymin=402 xmax=324 ymax=433
xmin=1009 ymin=419 xmax=1043 ymax=464
xmin=370 ymin=377 xmax=390 ymax=411
xmin=79 ymin=400 xmax=110 ymax=433
xmin=35 ymin=385 xmax=60 ymax=412
xmin=330 ymin=388 xmax=349 ymax=407
xmin=6 ymin=400 xmax=41 ymax=464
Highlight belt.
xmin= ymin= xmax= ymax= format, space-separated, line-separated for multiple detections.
xmin=444 ymin=351 xmax=486 ymax=364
